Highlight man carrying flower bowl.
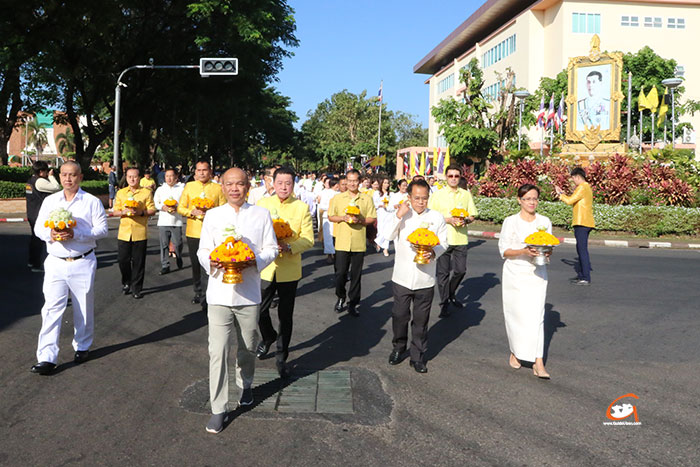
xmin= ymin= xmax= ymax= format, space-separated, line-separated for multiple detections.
xmin=178 ymin=160 xmax=226 ymax=309
xmin=197 ymin=168 xmax=278 ymax=434
xmin=327 ymin=169 xmax=377 ymax=316
xmin=255 ymin=167 xmax=314 ymax=378
xmin=153 ymin=168 xmax=185 ymax=275
xmin=383 ymin=179 xmax=447 ymax=373
xmin=113 ymin=167 xmax=156 ymax=299
xmin=428 ymin=163 xmax=478 ymax=318
xmin=30 ymin=161 xmax=108 ymax=375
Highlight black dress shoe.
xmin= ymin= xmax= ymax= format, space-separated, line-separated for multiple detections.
xmin=74 ymin=350 xmax=89 ymax=364
xmin=159 ymin=267 xmax=170 ymax=275
xmin=438 ymin=304 xmax=451 ymax=318
xmin=410 ymin=360 xmax=428 ymax=373
xmin=449 ymin=298 xmax=464 ymax=308
xmin=122 ymin=284 xmax=131 ymax=295
xmin=334 ymin=298 xmax=345 ymax=313
xmin=30 ymin=362 xmax=56 ymax=375
xmin=276 ymin=360 xmax=291 ymax=379
xmin=270 ymin=296 xmax=279 ymax=309
xmin=133 ymin=292 xmax=144 ymax=299
xmin=176 ymin=257 xmax=183 ymax=269
xmin=388 ymin=350 xmax=403 ymax=365
xmin=192 ymin=295 xmax=202 ymax=304
xmin=348 ymin=305 xmax=359 ymax=317
xmin=256 ymin=339 xmax=276 ymax=359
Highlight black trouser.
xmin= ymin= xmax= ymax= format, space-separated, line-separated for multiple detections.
xmin=436 ymin=244 xmax=468 ymax=305
xmin=574 ymin=226 xmax=593 ymax=281
xmin=118 ymin=239 xmax=147 ymax=293
xmin=186 ymin=236 xmax=204 ymax=296
xmin=27 ymin=218 xmax=46 ymax=268
xmin=259 ymin=276 xmax=299 ymax=363
xmin=335 ymin=250 xmax=364 ymax=307
xmin=392 ymin=282 xmax=434 ymax=364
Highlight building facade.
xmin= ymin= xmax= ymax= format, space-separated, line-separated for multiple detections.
xmin=415 ymin=0 xmax=699 ymax=151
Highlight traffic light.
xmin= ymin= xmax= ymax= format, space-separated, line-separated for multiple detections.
xmin=199 ymin=58 xmax=238 ymax=77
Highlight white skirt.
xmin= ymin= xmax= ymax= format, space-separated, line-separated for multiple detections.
xmin=374 ymin=207 xmax=390 ymax=250
xmin=322 ymin=215 xmax=335 ymax=254
xmin=501 ymin=260 xmax=547 ymax=362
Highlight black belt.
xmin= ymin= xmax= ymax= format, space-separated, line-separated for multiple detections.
xmin=56 ymin=249 xmax=94 ymax=262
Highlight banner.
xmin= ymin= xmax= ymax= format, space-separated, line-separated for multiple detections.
xmin=369 ymin=154 xmax=386 ymax=167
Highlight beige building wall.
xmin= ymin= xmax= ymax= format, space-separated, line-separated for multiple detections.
xmin=425 ymin=0 xmax=699 ymax=149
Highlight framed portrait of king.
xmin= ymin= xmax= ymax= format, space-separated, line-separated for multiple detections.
xmin=565 ymin=36 xmax=624 ymax=148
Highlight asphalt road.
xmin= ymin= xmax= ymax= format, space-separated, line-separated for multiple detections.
xmin=1 ymin=219 xmax=699 ymax=466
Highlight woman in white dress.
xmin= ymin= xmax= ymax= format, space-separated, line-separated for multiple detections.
xmin=373 ymin=177 xmax=392 ymax=256
xmin=388 ymin=179 xmax=409 ymax=212
xmin=498 ymin=184 xmax=553 ymax=379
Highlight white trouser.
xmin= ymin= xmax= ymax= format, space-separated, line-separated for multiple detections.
xmin=322 ymin=215 xmax=335 ymax=254
xmin=36 ymin=253 xmax=97 ymax=363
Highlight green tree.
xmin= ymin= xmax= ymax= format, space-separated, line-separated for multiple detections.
xmin=55 ymin=126 xmax=76 ymax=154
xmin=25 ymin=118 xmax=48 ymax=157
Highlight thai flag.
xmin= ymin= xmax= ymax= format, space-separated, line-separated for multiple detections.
xmin=436 ymin=149 xmax=445 ymax=175
xmin=425 ymin=151 xmax=433 ymax=175
xmin=403 ymin=155 xmax=409 ymax=177
xmin=377 ymin=82 xmax=383 ymax=102
xmin=555 ymin=93 xmax=565 ymax=131
xmin=546 ymin=93 xmax=556 ymax=129
xmin=414 ymin=151 xmax=421 ymax=176
xmin=537 ymin=95 xmax=546 ymax=128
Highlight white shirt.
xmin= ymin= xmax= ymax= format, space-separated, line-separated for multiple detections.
xmin=197 ymin=203 xmax=279 ymax=307
xmin=153 ymin=182 xmax=185 ymax=227
xmin=35 ymin=189 xmax=108 ymax=257
xmin=318 ymin=188 xmax=338 ymax=213
xmin=388 ymin=191 xmax=408 ymax=212
xmin=248 ymin=184 xmax=273 ymax=206
xmin=296 ymin=186 xmax=317 ymax=216
xmin=383 ymin=207 xmax=448 ymax=290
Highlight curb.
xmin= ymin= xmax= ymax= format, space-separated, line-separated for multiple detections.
xmin=468 ymin=230 xmax=700 ymax=251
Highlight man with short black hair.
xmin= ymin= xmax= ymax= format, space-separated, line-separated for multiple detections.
xmin=153 ymin=168 xmax=185 ymax=275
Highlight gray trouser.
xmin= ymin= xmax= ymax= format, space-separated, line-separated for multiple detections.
xmin=158 ymin=226 xmax=183 ymax=269
xmin=208 ymin=303 xmax=260 ymax=414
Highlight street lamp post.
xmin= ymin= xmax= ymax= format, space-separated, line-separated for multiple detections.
xmin=513 ymin=90 xmax=530 ymax=151
xmin=661 ymin=77 xmax=683 ymax=149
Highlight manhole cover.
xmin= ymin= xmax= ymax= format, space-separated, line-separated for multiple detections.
xmin=181 ymin=367 xmax=391 ymax=426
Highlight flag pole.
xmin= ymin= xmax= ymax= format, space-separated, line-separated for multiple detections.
xmin=639 ymin=109 xmax=643 ymax=154
xmin=540 ymin=125 xmax=544 ymax=157
xmin=626 ymin=71 xmax=632 ymax=148
xmin=651 ymin=110 xmax=655 ymax=150
xmin=376 ymin=80 xmax=383 ymax=157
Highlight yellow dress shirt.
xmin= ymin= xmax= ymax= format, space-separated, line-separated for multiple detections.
xmin=428 ymin=187 xmax=478 ymax=246
xmin=328 ymin=191 xmax=377 ymax=252
xmin=114 ymin=187 xmax=155 ymax=242
xmin=139 ymin=177 xmax=156 ymax=190
xmin=257 ymin=195 xmax=314 ymax=282
xmin=177 ymin=180 xmax=226 ymax=238
xmin=560 ymin=182 xmax=595 ymax=228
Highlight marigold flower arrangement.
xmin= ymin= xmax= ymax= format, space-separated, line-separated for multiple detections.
xmin=270 ymin=209 xmax=294 ymax=240
xmin=163 ymin=197 xmax=178 ymax=208
xmin=382 ymin=196 xmax=389 ymax=207
xmin=209 ymin=225 xmax=256 ymax=284
xmin=345 ymin=200 xmax=360 ymax=216
xmin=192 ymin=192 xmax=214 ymax=210
xmin=524 ymin=226 xmax=560 ymax=246
xmin=450 ymin=205 xmax=469 ymax=218
xmin=44 ymin=208 xmax=77 ymax=239
xmin=407 ymin=222 xmax=440 ymax=264
xmin=122 ymin=194 xmax=140 ymax=216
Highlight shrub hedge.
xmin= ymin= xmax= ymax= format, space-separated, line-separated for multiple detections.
xmin=0 ymin=180 xmax=109 ymax=199
xmin=0 ymin=165 xmax=107 ymax=182
xmin=474 ymin=197 xmax=700 ymax=237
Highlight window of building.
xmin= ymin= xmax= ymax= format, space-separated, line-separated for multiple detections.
xmin=644 ymin=17 xmax=662 ymax=28
xmin=482 ymin=34 xmax=516 ymax=69
xmin=621 ymin=15 xmax=629 ymax=26
xmin=631 ymin=16 xmax=639 ymax=27
xmin=573 ymin=13 xmax=600 ymax=33
xmin=437 ymin=74 xmax=454 ymax=94
xmin=668 ymin=18 xmax=686 ymax=29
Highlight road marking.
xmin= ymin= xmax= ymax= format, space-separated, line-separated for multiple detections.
xmin=563 ymin=238 xmax=577 ymax=244
xmin=688 ymin=244 xmax=700 ymax=249
xmin=648 ymin=242 xmax=672 ymax=248
xmin=604 ymin=240 xmax=628 ymax=248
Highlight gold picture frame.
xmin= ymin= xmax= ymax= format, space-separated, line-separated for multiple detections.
xmin=565 ymin=35 xmax=624 ymax=150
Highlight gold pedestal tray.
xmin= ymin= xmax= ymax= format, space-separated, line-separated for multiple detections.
xmin=411 ymin=244 xmax=434 ymax=264
xmin=221 ymin=260 xmax=255 ymax=284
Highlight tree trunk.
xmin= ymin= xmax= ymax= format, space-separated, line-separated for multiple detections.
xmin=0 ymin=68 xmax=23 ymax=165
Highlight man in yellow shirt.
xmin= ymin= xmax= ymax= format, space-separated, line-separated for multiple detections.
xmin=113 ymin=167 xmax=156 ymax=299
xmin=178 ymin=160 xmax=226 ymax=308
xmin=255 ymin=167 xmax=314 ymax=378
xmin=328 ymin=169 xmax=377 ymax=316
xmin=139 ymin=170 xmax=156 ymax=192
xmin=556 ymin=167 xmax=595 ymax=286
xmin=428 ymin=164 xmax=478 ymax=318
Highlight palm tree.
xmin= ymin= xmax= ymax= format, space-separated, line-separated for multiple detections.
xmin=56 ymin=126 xmax=76 ymax=154
xmin=25 ymin=118 xmax=49 ymax=157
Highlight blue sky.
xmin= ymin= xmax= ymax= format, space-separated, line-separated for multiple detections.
xmin=275 ymin=0 xmax=483 ymax=128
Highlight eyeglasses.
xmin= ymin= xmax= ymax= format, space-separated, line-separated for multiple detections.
xmin=520 ymin=197 xmax=539 ymax=202
xmin=446 ymin=175 xmax=461 ymax=178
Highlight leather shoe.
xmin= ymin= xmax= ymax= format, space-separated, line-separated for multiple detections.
xmin=74 ymin=350 xmax=89 ymax=364
xmin=30 ymin=362 xmax=56 ymax=375
xmin=449 ymin=298 xmax=464 ymax=308
xmin=388 ymin=350 xmax=403 ymax=365
xmin=276 ymin=360 xmax=291 ymax=379
xmin=348 ymin=305 xmax=359 ymax=317
xmin=159 ymin=267 xmax=170 ymax=275
xmin=409 ymin=360 xmax=428 ymax=373
xmin=192 ymin=295 xmax=202 ymax=304
xmin=256 ymin=339 xmax=276 ymax=359
xmin=334 ymin=298 xmax=345 ymax=313
xmin=438 ymin=304 xmax=451 ymax=318
xmin=122 ymin=284 xmax=131 ymax=295
xmin=133 ymin=292 xmax=144 ymax=299
xmin=176 ymin=257 xmax=183 ymax=269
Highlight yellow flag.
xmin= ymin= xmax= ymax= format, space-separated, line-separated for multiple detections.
xmin=646 ymin=86 xmax=659 ymax=112
xmin=432 ymin=147 xmax=439 ymax=170
xmin=657 ymin=88 xmax=668 ymax=128
xmin=369 ymin=155 xmax=385 ymax=167
xmin=410 ymin=151 xmax=416 ymax=176
xmin=420 ymin=152 xmax=426 ymax=175
xmin=445 ymin=146 xmax=450 ymax=168
xmin=638 ymin=86 xmax=648 ymax=111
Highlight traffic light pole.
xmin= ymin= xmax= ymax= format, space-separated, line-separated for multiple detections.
xmin=112 ymin=64 xmax=199 ymax=178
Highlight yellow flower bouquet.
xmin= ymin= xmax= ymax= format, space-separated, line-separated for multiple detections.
xmin=270 ymin=209 xmax=294 ymax=240
xmin=192 ymin=192 xmax=215 ymax=220
xmin=524 ymin=226 xmax=560 ymax=266
xmin=450 ymin=205 xmax=469 ymax=219
xmin=163 ymin=197 xmax=178 ymax=212
xmin=123 ymin=194 xmax=140 ymax=217
xmin=44 ymin=208 xmax=77 ymax=241
xmin=407 ymin=222 xmax=440 ymax=264
xmin=345 ymin=199 xmax=360 ymax=223
xmin=209 ymin=226 xmax=256 ymax=284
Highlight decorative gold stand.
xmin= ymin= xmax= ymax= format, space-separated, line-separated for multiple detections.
xmin=221 ymin=260 xmax=255 ymax=284
xmin=412 ymin=244 xmax=434 ymax=264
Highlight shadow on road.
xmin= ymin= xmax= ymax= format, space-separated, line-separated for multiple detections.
xmin=543 ymin=303 xmax=566 ymax=363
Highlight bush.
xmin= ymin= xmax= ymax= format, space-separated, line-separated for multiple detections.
xmin=0 ymin=181 xmax=26 ymax=198
xmin=79 ymin=180 xmax=109 ymax=195
xmin=474 ymin=196 xmax=700 ymax=236
xmin=0 ymin=166 xmax=32 ymax=183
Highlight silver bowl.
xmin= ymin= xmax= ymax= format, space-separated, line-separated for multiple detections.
xmin=527 ymin=245 xmax=554 ymax=266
